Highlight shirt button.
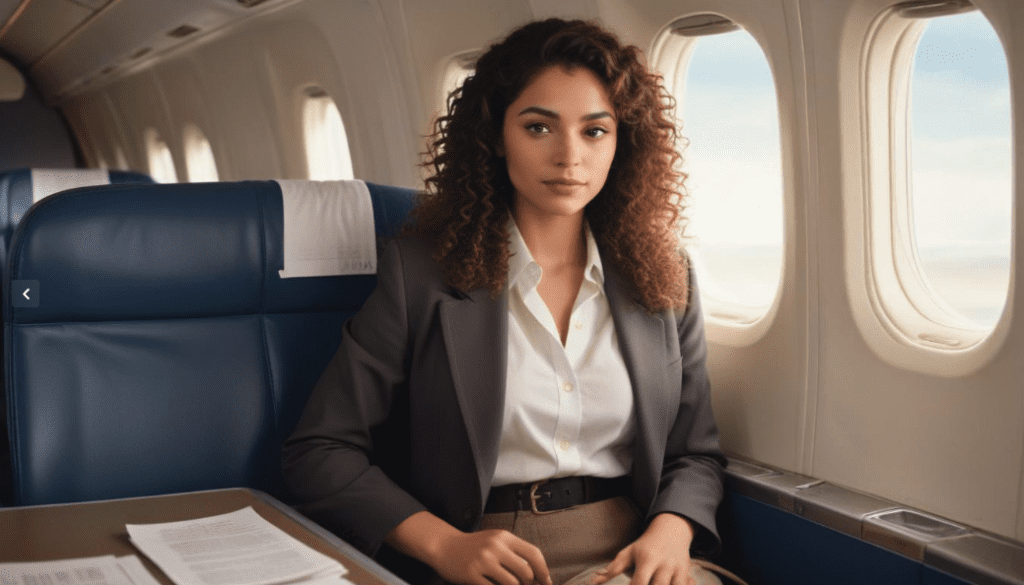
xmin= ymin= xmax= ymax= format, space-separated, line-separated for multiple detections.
xmin=561 ymin=381 xmax=573 ymax=392
xmin=559 ymin=440 xmax=571 ymax=451
xmin=574 ymin=321 xmax=583 ymax=329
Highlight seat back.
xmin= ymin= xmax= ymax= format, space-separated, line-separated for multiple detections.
xmin=0 ymin=167 xmax=155 ymax=505
xmin=3 ymin=180 xmax=416 ymax=505
xmin=0 ymin=168 xmax=155 ymax=272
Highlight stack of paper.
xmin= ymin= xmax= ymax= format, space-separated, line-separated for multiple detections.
xmin=0 ymin=555 xmax=161 ymax=585
xmin=126 ymin=507 xmax=352 ymax=585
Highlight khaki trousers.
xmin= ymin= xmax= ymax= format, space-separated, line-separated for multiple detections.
xmin=476 ymin=497 xmax=722 ymax=585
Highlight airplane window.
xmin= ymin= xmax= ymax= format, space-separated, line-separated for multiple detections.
xmin=144 ymin=128 xmax=178 ymax=183
xmin=850 ymin=1 xmax=1011 ymax=372
xmin=302 ymin=89 xmax=354 ymax=180
xmin=438 ymin=52 xmax=476 ymax=116
xmin=183 ymin=124 xmax=219 ymax=182
xmin=656 ymin=21 xmax=784 ymax=326
xmin=908 ymin=10 xmax=1010 ymax=330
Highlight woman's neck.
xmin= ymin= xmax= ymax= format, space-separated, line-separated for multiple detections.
xmin=514 ymin=209 xmax=587 ymax=270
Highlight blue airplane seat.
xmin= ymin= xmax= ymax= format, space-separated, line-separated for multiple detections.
xmin=3 ymin=179 xmax=417 ymax=506
xmin=0 ymin=168 xmax=155 ymax=273
xmin=0 ymin=167 xmax=154 ymax=506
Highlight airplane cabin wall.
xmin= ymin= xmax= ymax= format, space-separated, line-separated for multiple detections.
xmin=599 ymin=0 xmax=815 ymax=482
xmin=588 ymin=0 xmax=1024 ymax=541
xmin=802 ymin=0 xmax=1024 ymax=540
xmin=63 ymin=0 xmax=419 ymax=186
xmin=50 ymin=0 xmax=1024 ymax=541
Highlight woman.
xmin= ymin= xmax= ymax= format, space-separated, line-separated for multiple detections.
xmin=282 ymin=18 xmax=727 ymax=585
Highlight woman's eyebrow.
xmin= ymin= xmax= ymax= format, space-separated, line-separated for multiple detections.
xmin=517 ymin=106 xmax=615 ymax=121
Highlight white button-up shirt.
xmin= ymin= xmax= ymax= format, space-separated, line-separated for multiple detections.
xmin=491 ymin=220 xmax=636 ymax=486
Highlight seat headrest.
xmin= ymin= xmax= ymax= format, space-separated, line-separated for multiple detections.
xmin=5 ymin=180 xmax=418 ymax=324
xmin=276 ymin=179 xmax=377 ymax=278
xmin=29 ymin=168 xmax=110 ymax=202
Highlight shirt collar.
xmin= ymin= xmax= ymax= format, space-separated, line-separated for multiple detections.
xmin=583 ymin=222 xmax=605 ymax=288
xmin=507 ymin=218 xmax=605 ymax=291
xmin=507 ymin=219 xmax=535 ymax=290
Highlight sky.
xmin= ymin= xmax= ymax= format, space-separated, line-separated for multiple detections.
xmin=677 ymin=29 xmax=784 ymax=307
xmin=679 ymin=31 xmax=782 ymax=247
xmin=910 ymin=11 xmax=1011 ymax=254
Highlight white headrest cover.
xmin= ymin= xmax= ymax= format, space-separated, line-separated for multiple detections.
xmin=276 ymin=179 xmax=377 ymax=278
xmin=31 ymin=168 xmax=110 ymax=203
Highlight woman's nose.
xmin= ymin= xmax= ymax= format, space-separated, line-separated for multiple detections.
xmin=553 ymin=132 xmax=583 ymax=167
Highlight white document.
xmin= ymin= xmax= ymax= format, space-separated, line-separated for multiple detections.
xmin=115 ymin=556 xmax=162 ymax=585
xmin=126 ymin=507 xmax=346 ymax=585
xmin=0 ymin=555 xmax=158 ymax=585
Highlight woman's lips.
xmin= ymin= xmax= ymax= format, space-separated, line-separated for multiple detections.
xmin=543 ymin=178 xmax=587 ymax=194
xmin=540 ymin=178 xmax=589 ymax=194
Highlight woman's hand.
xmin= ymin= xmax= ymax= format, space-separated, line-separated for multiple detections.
xmin=589 ymin=513 xmax=696 ymax=585
xmin=431 ymin=529 xmax=553 ymax=585
xmin=385 ymin=511 xmax=553 ymax=585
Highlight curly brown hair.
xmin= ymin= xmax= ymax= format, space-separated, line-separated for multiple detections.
xmin=410 ymin=18 xmax=689 ymax=311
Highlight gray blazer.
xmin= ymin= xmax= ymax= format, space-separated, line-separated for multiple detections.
xmin=282 ymin=233 xmax=725 ymax=566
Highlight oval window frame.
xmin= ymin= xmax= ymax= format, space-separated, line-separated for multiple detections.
xmin=844 ymin=1 xmax=1015 ymax=376
xmin=650 ymin=13 xmax=787 ymax=347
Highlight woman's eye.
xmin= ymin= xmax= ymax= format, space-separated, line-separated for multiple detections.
xmin=585 ymin=127 xmax=609 ymax=138
xmin=526 ymin=123 xmax=549 ymax=134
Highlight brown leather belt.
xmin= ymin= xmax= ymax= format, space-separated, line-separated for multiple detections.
xmin=485 ymin=476 xmax=631 ymax=514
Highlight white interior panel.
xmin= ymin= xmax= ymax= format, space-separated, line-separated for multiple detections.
xmin=604 ymin=0 xmax=813 ymax=472
xmin=274 ymin=0 xmax=418 ymax=184
xmin=399 ymin=0 xmax=535 ymax=140
xmin=157 ymin=57 xmax=228 ymax=180
xmin=806 ymin=0 xmax=1024 ymax=539
xmin=104 ymin=72 xmax=183 ymax=179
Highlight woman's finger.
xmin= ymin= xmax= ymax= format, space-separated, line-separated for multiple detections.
xmin=482 ymin=567 xmax=522 ymax=585
xmin=667 ymin=566 xmax=694 ymax=585
xmin=589 ymin=545 xmax=634 ymax=585
xmin=499 ymin=536 xmax=548 ymax=585
xmin=647 ymin=563 xmax=679 ymax=585
xmin=471 ymin=546 xmax=521 ymax=585
xmin=507 ymin=534 xmax=552 ymax=585
xmin=433 ymin=529 xmax=547 ymax=585
xmin=628 ymin=556 xmax=656 ymax=585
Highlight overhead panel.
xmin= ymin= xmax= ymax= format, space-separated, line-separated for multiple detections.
xmin=30 ymin=2 xmax=231 ymax=101
xmin=68 ymin=0 xmax=110 ymax=8
xmin=30 ymin=0 xmax=301 ymax=103
xmin=0 ymin=0 xmax=92 ymax=64
xmin=0 ymin=0 xmax=21 ymax=29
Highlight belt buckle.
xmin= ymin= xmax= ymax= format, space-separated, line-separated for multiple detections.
xmin=529 ymin=480 xmax=558 ymax=514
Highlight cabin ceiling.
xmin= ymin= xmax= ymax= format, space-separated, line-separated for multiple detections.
xmin=0 ymin=0 xmax=299 ymax=103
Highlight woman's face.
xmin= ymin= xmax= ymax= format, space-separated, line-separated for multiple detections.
xmin=502 ymin=65 xmax=617 ymax=223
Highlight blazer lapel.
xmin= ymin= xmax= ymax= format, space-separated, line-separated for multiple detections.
xmin=439 ymin=287 xmax=508 ymax=503
xmin=604 ymin=268 xmax=673 ymax=511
